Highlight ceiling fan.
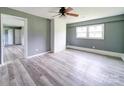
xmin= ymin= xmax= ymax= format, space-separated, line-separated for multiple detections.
xmin=50 ymin=7 xmax=79 ymax=17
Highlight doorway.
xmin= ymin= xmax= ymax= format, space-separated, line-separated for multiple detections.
xmin=1 ymin=14 xmax=28 ymax=65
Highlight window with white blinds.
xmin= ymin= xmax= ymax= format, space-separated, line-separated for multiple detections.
xmin=76 ymin=24 xmax=104 ymax=39
xmin=76 ymin=26 xmax=87 ymax=38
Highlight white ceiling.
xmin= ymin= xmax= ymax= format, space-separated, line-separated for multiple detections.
xmin=10 ymin=7 xmax=124 ymax=23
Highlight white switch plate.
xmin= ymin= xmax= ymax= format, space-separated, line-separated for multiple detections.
xmin=92 ymin=46 xmax=95 ymax=49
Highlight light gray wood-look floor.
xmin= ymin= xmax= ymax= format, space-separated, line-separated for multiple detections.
xmin=1 ymin=49 xmax=124 ymax=86
xmin=4 ymin=45 xmax=24 ymax=63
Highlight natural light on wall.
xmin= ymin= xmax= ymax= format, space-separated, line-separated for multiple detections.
xmin=76 ymin=24 xmax=104 ymax=39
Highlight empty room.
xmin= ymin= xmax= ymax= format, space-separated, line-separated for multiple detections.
xmin=0 ymin=7 xmax=124 ymax=86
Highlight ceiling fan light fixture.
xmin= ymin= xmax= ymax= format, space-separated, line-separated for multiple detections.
xmin=50 ymin=7 xmax=79 ymax=18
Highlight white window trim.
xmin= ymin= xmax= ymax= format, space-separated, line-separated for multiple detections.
xmin=76 ymin=24 xmax=104 ymax=40
xmin=76 ymin=26 xmax=88 ymax=39
xmin=88 ymin=24 xmax=104 ymax=39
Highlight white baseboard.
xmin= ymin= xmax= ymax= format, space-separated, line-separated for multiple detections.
xmin=122 ymin=57 xmax=124 ymax=61
xmin=67 ymin=45 xmax=124 ymax=61
xmin=27 ymin=51 xmax=51 ymax=59
xmin=0 ymin=61 xmax=12 ymax=67
xmin=0 ymin=51 xmax=51 ymax=66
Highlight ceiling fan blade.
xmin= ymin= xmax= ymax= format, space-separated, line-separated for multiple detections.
xmin=66 ymin=13 xmax=79 ymax=17
xmin=65 ymin=7 xmax=73 ymax=13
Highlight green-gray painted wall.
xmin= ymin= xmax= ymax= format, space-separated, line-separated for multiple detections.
xmin=67 ymin=15 xmax=124 ymax=53
xmin=0 ymin=8 xmax=51 ymax=64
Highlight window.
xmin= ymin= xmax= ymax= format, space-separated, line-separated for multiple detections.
xmin=76 ymin=26 xmax=87 ymax=38
xmin=76 ymin=24 xmax=104 ymax=39
xmin=88 ymin=24 xmax=104 ymax=39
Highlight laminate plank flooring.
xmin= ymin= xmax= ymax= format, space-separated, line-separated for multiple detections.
xmin=4 ymin=45 xmax=24 ymax=63
xmin=0 ymin=49 xmax=124 ymax=86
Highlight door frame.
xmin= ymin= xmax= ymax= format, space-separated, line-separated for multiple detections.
xmin=1 ymin=14 xmax=28 ymax=65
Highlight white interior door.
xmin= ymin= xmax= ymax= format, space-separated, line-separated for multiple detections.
xmin=4 ymin=30 xmax=8 ymax=46
xmin=7 ymin=29 xmax=13 ymax=45
xmin=15 ymin=29 xmax=22 ymax=45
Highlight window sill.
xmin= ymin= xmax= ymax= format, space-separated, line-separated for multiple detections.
xmin=76 ymin=37 xmax=104 ymax=40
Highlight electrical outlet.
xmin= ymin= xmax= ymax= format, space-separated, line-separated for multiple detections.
xmin=92 ymin=46 xmax=95 ymax=49
xmin=35 ymin=49 xmax=39 ymax=51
